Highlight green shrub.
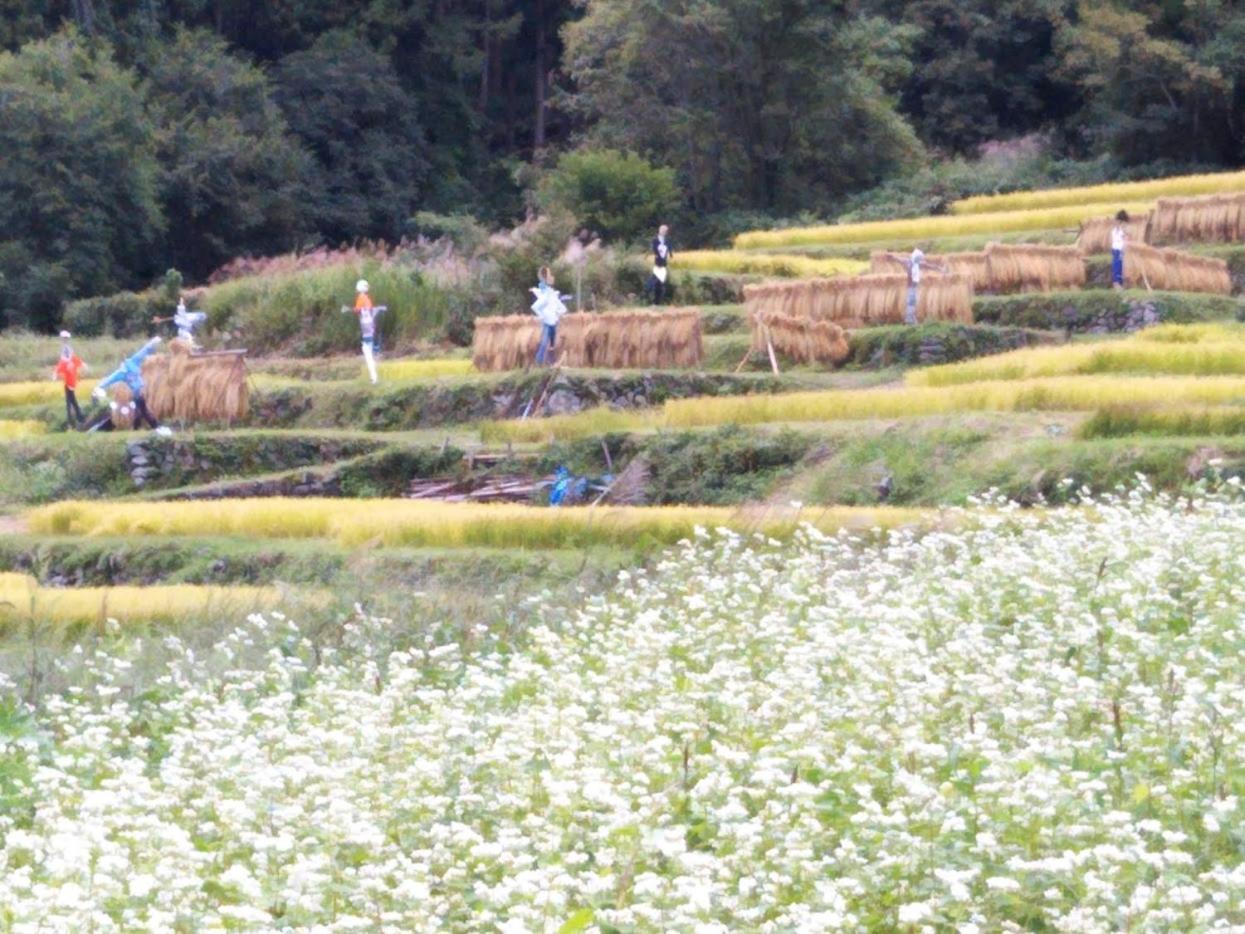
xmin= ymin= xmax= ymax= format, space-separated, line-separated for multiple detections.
xmin=1079 ymin=405 xmax=1245 ymax=439
xmin=539 ymin=149 xmax=677 ymax=244
xmin=63 ymin=289 xmax=169 ymax=338
xmin=202 ymin=261 xmax=450 ymax=356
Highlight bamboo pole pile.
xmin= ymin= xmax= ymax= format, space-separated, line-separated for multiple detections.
xmin=1148 ymin=193 xmax=1245 ymax=245
xmin=743 ymin=274 xmax=974 ymax=329
xmin=471 ymin=308 xmax=703 ymax=371
xmin=1124 ymin=244 xmax=1232 ymax=294
xmin=1076 ymin=213 xmax=1152 ymax=253
xmin=983 ymin=243 xmax=1086 ymax=293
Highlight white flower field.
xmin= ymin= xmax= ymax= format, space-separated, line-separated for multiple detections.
xmin=2 ymin=484 xmax=1245 ymax=931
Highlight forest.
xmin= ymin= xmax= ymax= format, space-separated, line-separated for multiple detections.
xmin=2 ymin=0 xmax=1245 ymax=328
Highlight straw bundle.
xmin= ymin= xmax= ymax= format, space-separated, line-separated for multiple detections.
xmin=869 ymin=251 xmax=991 ymax=291
xmin=471 ymin=308 xmax=703 ymax=371
xmin=117 ymin=341 xmax=250 ymax=425
xmin=749 ymin=312 xmax=850 ymax=364
xmin=743 ymin=274 xmax=973 ymax=329
xmin=1076 ymin=213 xmax=1151 ymax=253
xmin=1124 ymin=244 xmax=1232 ymax=294
xmin=984 ymin=243 xmax=1086 ymax=293
xmin=1148 ymin=193 xmax=1245 ymax=245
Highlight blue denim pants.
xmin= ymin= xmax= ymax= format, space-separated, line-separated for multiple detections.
xmin=536 ymin=323 xmax=557 ymax=364
xmin=1111 ymin=249 xmax=1124 ymax=286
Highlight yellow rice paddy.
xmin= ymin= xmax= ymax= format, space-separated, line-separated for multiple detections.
xmin=0 ymin=572 xmax=284 ymax=626
xmin=25 ymin=500 xmax=929 ymax=550
xmin=950 ymin=169 xmax=1245 ymax=215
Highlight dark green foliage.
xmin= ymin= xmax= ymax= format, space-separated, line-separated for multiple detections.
xmin=335 ymin=446 xmax=464 ymax=498
xmin=0 ymin=31 xmax=162 ymax=330
xmin=275 ymin=32 xmax=428 ymax=245
xmin=1056 ymin=2 xmax=1245 ymax=166
xmin=1080 ymin=406 xmax=1245 ymax=440
xmin=631 ymin=426 xmax=812 ymax=506
xmin=146 ymin=29 xmax=312 ymax=280
xmin=562 ymin=0 xmax=922 ymax=216
xmin=882 ymin=0 xmax=1077 ymax=154
xmin=539 ymin=150 xmax=677 ymax=243
xmin=974 ymin=291 xmax=1244 ymax=332
xmin=62 ymin=289 xmax=167 ymax=338
xmin=543 ymin=426 xmax=813 ymax=506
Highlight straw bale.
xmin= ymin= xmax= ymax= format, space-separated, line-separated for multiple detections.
xmin=1076 ymin=214 xmax=1151 ymax=253
xmin=1149 ymin=193 xmax=1245 ymax=245
xmin=1124 ymin=244 xmax=1231 ymax=294
xmin=749 ymin=312 xmax=850 ymax=365
xmin=470 ymin=308 xmax=703 ymax=371
xmin=143 ymin=340 xmax=249 ymax=424
xmin=743 ymin=274 xmax=973 ymax=329
xmin=984 ymin=243 xmax=1086 ymax=293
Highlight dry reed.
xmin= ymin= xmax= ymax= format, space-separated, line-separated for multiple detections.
xmin=742 ymin=274 xmax=973 ymax=329
xmin=1123 ymin=244 xmax=1232 ymax=294
xmin=1076 ymin=214 xmax=1152 ymax=253
xmin=471 ymin=308 xmax=703 ymax=371
xmin=983 ymin=243 xmax=1086 ymax=293
xmin=1148 ymin=193 xmax=1245 ymax=245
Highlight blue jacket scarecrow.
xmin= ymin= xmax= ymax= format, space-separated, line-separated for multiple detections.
xmin=92 ymin=337 xmax=163 ymax=430
xmin=96 ymin=338 xmax=161 ymax=396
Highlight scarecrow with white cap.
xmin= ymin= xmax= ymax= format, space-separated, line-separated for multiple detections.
xmin=886 ymin=247 xmax=950 ymax=325
xmin=342 ymin=279 xmax=387 ymax=384
xmin=52 ymin=330 xmax=87 ymax=428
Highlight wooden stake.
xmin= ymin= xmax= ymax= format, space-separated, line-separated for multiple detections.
xmin=733 ymin=344 xmax=753 ymax=373
xmin=765 ymin=328 xmax=780 ymax=375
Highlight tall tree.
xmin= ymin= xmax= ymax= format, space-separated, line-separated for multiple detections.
xmin=561 ymin=0 xmax=923 ymax=215
xmin=1057 ymin=1 xmax=1245 ymax=164
xmin=275 ymin=30 xmax=429 ymax=244
xmin=146 ymin=28 xmax=312 ymax=278
xmin=0 ymin=30 xmax=162 ymax=329
xmin=880 ymin=0 xmax=1077 ymax=154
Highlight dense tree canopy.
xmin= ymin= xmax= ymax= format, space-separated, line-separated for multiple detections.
xmin=1 ymin=0 xmax=1244 ymax=328
xmin=0 ymin=31 xmax=162 ymax=330
xmin=148 ymin=29 xmax=312 ymax=278
xmin=1056 ymin=0 xmax=1245 ymax=165
xmin=562 ymin=0 xmax=922 ymax=214
xmin=276 ymin=31 xmax=429 ymax=245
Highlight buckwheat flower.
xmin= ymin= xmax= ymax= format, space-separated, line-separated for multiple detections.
xmin=898 ymin=901 xmax=934 ymax=923
xmin=985 ymin=877 xmax=1020 ymax=893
